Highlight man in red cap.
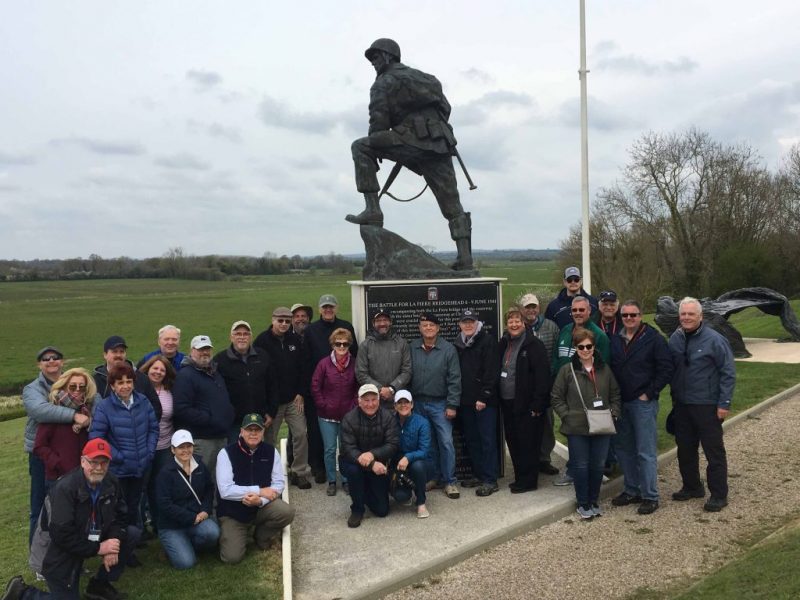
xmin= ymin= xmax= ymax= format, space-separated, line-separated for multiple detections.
xmin=5 ymin=438 xmax=140 ymax=600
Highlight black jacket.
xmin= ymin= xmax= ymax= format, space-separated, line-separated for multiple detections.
xmin=215 ymin=345 xmax=279 ymax=420
xmin=42 ymin=468 xmax=128 ymax=587
xmin=453 ymin=327 xmax=500 ymax=407
xmin=253 ymin=327 xmax=309 ymax=406
xmin=497 ymin=332 xmax=551 ymax=414
xmin=304 ymin=317 xmax=359 ymax=367
xmin=172 ymin=360 xmax=235 ymax=439
xmin=94 ymin=361 xmax=162 ymax=421
xmin=154 ymin=455 xmax=215 ymax=531
xmin=339 ymin=406 xmax=399 ymax=465
xmin=610 ymin=323 xmax=674 ymax=403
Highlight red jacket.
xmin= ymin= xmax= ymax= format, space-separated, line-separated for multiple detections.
xmin=34 ymin=422 xmax=88 ymax=481
xmin=311 ymin=353 xmax=358 ymax=421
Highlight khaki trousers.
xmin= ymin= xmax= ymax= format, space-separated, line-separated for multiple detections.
xmin=219 ymin=499 xmax=296 ymax=564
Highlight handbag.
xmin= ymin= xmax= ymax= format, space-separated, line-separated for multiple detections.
xmin=570 ymin=365 xmax=616 ymax=436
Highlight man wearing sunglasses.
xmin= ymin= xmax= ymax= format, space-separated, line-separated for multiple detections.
xmin=610 ymin=300 xmax=674 ymax=515
xmin=552 ymin=296 xmax=610 ymax=376
xmin=544 ymin=267 xmax=599 ymax=330
xmin=254 ymin=307 xmax=312 ymax=489
xmin=668 ymin=297 xmax=735 ymax=512
xmin=356 ymin=308 xmax=411 ymax=410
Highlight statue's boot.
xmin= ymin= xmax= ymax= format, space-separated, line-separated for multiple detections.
xmin=346 ymin=193 xmax=383 ymax=226
xmin=449 ymin=212 xmax=474 ymax=271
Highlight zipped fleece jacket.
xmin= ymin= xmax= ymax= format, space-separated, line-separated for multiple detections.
xmin=668 ymin=323 xmax=736 ymax=409
xmin=355 ymin=328 xmax=412 ymax=393
xmin=409 ymin=337 xmax=462 ymax=409
xmin=610 ymin=323 xmax=674 ymax=403
xmin=172 ymin=360 xmax=235 ymax=439
xmin=551 ymin=354 xmax=621 ymax=435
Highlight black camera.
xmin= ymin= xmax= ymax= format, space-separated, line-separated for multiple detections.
xmin=396 ymin=471 xmax=416 ymax=491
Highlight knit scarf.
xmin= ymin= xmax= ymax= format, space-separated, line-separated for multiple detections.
xmin=330 ymin=350 xmax=350 ymax=373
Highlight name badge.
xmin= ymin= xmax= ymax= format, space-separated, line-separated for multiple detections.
xmin=500 ymin=371 xmax=508 ymax=378
xmin=88 ymin=528 xmax=101 ymax=542
xmin=592 ymin=399 xmax=603 ymax=408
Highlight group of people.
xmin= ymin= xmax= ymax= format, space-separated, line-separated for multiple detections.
xmin=6 ymin=277 xmax=737 ymax=598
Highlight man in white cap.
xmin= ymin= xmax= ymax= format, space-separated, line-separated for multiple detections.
xmin=172 ymin=335 xmax=235 ymax=478
xmin=338 ymin=384 xmax=399 ymax=528
xmin=290 ymin=303 xmax=313 ymax=339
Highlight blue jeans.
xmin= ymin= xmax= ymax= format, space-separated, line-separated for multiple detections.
xmin=29 ymin=452 xmax=46 ymax=546
xmin=414 ymin=400 xmax=456 ymax=485
xmin=339 ymin=458 xmax=390 ymax=517
xmin=158 ymin=519 xmax=220 ymax=570
xmin=614 ymin=399 xmax=660 ymax=501
xmin=391 ymin=459 xmax=430 ymax=506
xmin=460 ymin=404 xmax=498 ymax=484
xmin=567 ymin=434 xmax=611 ymax=507
xmin=317 ymin=418 xmax=346 ymax=484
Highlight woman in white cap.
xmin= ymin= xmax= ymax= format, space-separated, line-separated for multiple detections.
xmin=154 ymin=429 xmax=220 ymax=569
xmin=391 ymin=390 xmax=432 ymax=518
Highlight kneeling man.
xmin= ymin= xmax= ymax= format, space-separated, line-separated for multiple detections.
xmin=216 ymin=414 xmax=295 ymax=564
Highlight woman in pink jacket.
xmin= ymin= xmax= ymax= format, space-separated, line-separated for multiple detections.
xmin=311 ymin=327 xmax=359 ymax=497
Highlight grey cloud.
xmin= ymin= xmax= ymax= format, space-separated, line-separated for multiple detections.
xmin=0 ymin=150 xmax=36 ymax=166
xmin=593 ymin=40 xmax=619 ymax=55
xmin=558 ymin=96 xmax=643 ymax=131
xmin=258 ymin=96 xmax=345 ymax=134
xmin=186 ymin=120 xmax=242 ymax=143
xmin=50 ymin=137 xmax=146 ymax=156
xmin=461 ymin=67 xmax=494 ymax=85
xmin=595 ymin=54 xmax=698 ymax=76
xmin=0 ymin=183 xmax=22 ymax=192
xmin=286 ymin=155 xmax=329 ymax=170
xmin=186 ymin=69 xmax=223 ymax=91
xmin=454 ymin=90 xmax=537 ymax=127
xmin=154 ymin=153 xmax=211 ymax=171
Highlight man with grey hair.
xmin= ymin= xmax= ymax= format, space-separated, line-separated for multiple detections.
xmin=668 ymin=297 xmax=735 ymax=512
xmin=138 ymin=324 xmax=185 ymax=371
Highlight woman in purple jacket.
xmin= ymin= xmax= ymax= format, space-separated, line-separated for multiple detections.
xmin=311 ymin=328 xmax=359 ymax=496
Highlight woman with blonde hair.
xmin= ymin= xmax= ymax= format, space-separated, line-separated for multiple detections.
xmin=33 ymin=368 xmax=98 ymax=486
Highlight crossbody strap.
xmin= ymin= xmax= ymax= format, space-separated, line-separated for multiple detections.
xmin=570 ymin=364 xmax=591 ymax=416
xmin=177 ymin=468 xmax=202 ymax=506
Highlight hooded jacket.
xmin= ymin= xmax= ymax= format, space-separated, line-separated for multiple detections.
xmin=355 ymin=328 xmax=411 ymax=395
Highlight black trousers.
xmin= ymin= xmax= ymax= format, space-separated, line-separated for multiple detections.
xmin=674 ymin=403 xmax=728 ymax=499
xmin=500 ymin=400 xmax=544 ymax=488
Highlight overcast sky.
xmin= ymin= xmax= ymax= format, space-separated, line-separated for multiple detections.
xmin=2 ymin=1 xmax=799 ymax=260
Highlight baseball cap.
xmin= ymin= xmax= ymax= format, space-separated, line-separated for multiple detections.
xmin=36 ymin=346 xmax=63 ymax=361
xmin=599 ymin=290 xmax=618 ymax=302
xmin=318 ymin=294 xmax=338 ymax=307
xmin=358 ymin=383 xmax=379 ymax=397
xmin=290 ymin=303 xmax=312 ymax=315
xmin=83 ymin=438 xmax=112 ymax=460
xmin=459 ymin=309 xmax=478 ymax=321
xmin=564 ymin=267 xmax=581 ymax=279
xmin=241 ymin=413 xmax=266 ymax=429
xmin=520 ymin=293 xmax=539 ymax=307
xmin=272 ymin=306 xmax=293 ymax=318
xmin=103 ymin=336 xmax=127 ymax=352
xmin=372 ymin=307 xmax=391 ymax=321
xmin=230 ymin=320 xmax=251 ymax=333
xmin=171 ymin=429 xmax=194 ymax=447
xmin=394 ymin=389 xmax=413 ymax=403
xmin=419 ymin=312 xmax=440 ymax=325
xmin=190 ymin=335 xmax=213 ymax=349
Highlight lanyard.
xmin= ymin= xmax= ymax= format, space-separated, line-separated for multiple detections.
xmin=503 ymin=337 xmax=517 ymax=369
xmin=86 ymin=483 xmax=101 ymax=528
xmin=584 ymin=366 xmax=599 ymax=397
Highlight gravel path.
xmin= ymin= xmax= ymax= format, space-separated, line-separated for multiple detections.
xmin=387 ymin=393 xmax=800 ymax=600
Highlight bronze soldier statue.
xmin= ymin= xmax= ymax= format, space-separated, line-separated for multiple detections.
xmin=347 ymin=38 xmax=474 ymax=271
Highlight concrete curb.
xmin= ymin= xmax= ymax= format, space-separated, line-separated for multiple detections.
xmin=347 ymin=382 xmax=800 ymax=600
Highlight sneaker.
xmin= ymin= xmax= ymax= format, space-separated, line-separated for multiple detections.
xmin=294 ymin=476 xmax=312 ymax=490
xmin=576 ymin=505 xmax=594 ymax=520
xmin=417 ymin=505 xmax=430 ymax=519
xmin=475 ymin=483 xmax=500 ymax=497
xmin=460 ymin=477 xmax=481 ymax=488
xmin=2 ymin=576 xmax=28 ymax=600
xmin=672 ymin=487 xmax=705 ymax=501
xmin=326 ymin=482 xmax=337 ymax=496
xmin=444 ymin=484 xmax=460 ymax=499
xmin=703 ymin=496 xmax=728 ymax=512
xmin=554 ymin=473 xmax=574 ymax=486
xmin=638 ymin=500 xmax=659 ymax=514
xmin=539 ymin=462 xmax=559 ymax=475
xmin=612 ymin=492 xmax=643 ymax=506
xmin=85 ymin=577 xmax=121 ymax=600
xmin=347 ymin=512 xmax=363 ymax=528
xmin=590 ymin=503 xmax=602 ymax=517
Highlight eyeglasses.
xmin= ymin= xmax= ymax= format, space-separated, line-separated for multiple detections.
xmin=333 ymin=341 xmax=350 ymax=348
xmin=82 ymin=457 xmax=109 ymax=468
xmin=40 ymin=355 xmax=61 ymax=362
xmin=566 ymin=277 xmax=581 ymax=283
xmin=621 ymin=313 xmax=640 ymax=318
xmin=571 ymin=308 xmax=587 ymax=313
xmin=576 ymin=343 xmax=594 ymax=351
xmin=67 ymin=384 xmax=87 ymax=392
xmin=275 ymin=318 xmax=292 ymax=324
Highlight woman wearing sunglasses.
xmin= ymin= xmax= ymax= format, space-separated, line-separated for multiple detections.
xmin=551 ymin=327 xmax=621 ymax=520
xmin=33 ymin=368 xmax=99 ymax=488
xmin=311 ymin=328 xmax=359 ymax=496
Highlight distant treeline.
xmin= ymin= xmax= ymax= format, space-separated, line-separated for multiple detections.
xmin=0 ymin=248 xmax=359 ymax=282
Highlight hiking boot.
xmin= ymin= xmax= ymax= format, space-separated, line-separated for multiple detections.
xmin=294 ymin=476 xmax=312 ymax=490
xmin=444 ymin=484 xmax=460 ymax=499
xmin=326 ymin=482 xmax=337 ymax=497
xmin=347 ymin=512 xmax=363 ymax=528
xmin=590 ymin=503 xmax=603 ymax=517
xmin=576 ymin=505 xmax=594 ymax=520
xmin=553 ymin=473 xmax=573 ymax=486
xmin=2 ymin=576 xmax=28 ymax=600
xmin=612 ymin=492 xmax=643 ymax=506
xmin=672 ymin=487 xmax=705 ymax=501
xmin=638 ymin=500 xmax=659 ymax=515
xmin=85 ymin=577 xmax=121 ymax=600
xmin=539 ymin=462 xmax=559 ymax=475
xmin=460 ymin=477 xmax=481 ymax=488
xmin=703 ymin=496 xmax=728 ymax=512
xmin=475 ymin=483 xmax=499 ymax=497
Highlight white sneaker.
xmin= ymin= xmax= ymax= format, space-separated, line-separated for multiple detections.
xmin=417 ymin=505 xmax=430 ymax=519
